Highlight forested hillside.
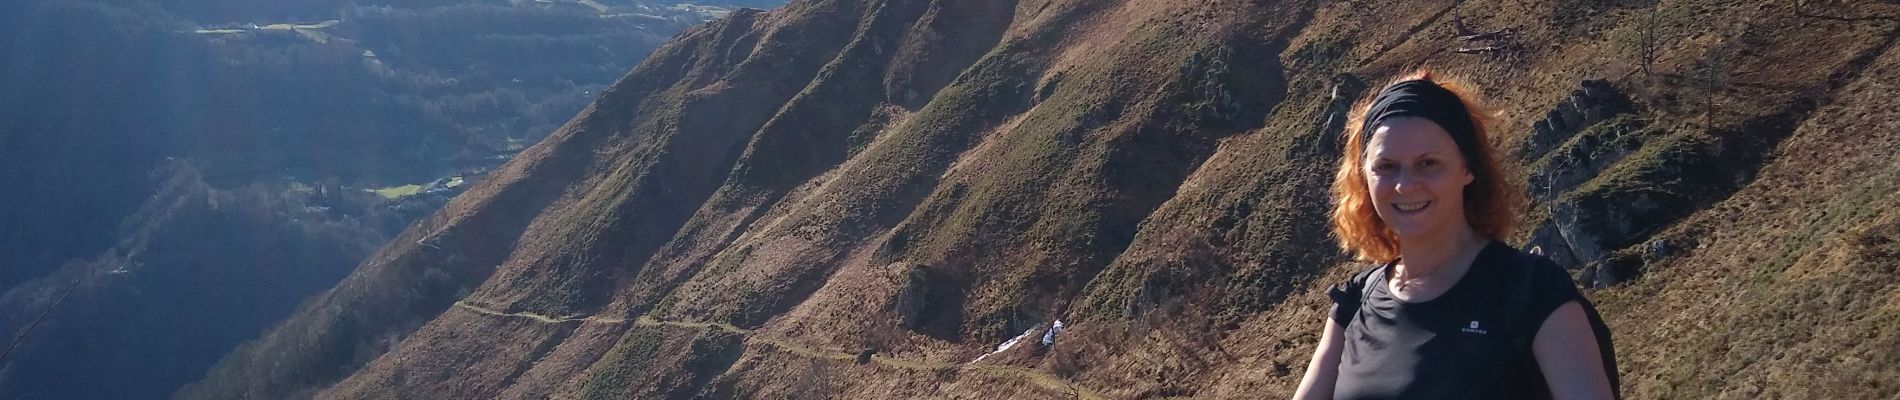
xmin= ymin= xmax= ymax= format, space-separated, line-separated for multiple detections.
xmin=0 ymin=0 xmax=782 ymax=398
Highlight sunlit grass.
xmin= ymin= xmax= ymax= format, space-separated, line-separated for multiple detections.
xmin=369 ymin=184 xmax=423 ymax=199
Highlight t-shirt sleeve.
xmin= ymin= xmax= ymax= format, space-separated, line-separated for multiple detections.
xmin=1524 ymin=258 xmax=1584 ymax=335
xmin=1327 ymin=274 xmax=1364 ymax=327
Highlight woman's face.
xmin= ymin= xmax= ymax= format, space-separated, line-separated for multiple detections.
xmin=1363 ymin=116 xmax=1475 ymax=240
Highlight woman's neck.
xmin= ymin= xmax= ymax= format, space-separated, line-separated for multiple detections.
xmin=1393 ymin=226 xmax=1486 ymax=279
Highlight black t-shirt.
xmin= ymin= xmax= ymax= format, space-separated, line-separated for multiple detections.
xmin=1326 ymin=241 xmax=1582 ymax=400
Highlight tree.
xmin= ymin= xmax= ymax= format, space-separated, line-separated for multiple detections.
xmin=1693 ymin=34 xmax=1736 ymax=131
xmin=1613 ymin=4 xmax=1682 ymax=77
xmin=1633 ymin=11 xmax=1660 ymax=76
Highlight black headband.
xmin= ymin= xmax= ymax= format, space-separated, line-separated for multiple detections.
xmin=1358 ymin=79 xmax=1481 ymax=163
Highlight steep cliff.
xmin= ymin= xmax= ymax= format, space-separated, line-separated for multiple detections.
xmin=186 ymin=0 xmax=1900 ymax=398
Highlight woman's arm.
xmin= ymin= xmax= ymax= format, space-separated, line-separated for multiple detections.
xmin=1292 ymin=317 xmax=1347 ymax=400
xmin=1533 ymin=301 xmax=1614 ymax=400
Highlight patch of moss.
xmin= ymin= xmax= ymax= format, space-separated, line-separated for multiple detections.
xmin=1561 ymin=124 xmax=1709 ymax=203
xmin=1528 ymin=114 xmax=1648 ymax=167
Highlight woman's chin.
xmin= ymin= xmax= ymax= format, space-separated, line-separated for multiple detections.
xmin=1386 ymin=222 xmax=1438 ymax=240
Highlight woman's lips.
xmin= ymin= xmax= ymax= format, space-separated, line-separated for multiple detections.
xmin=1392 ymin=201 xmax=1430 ymax=214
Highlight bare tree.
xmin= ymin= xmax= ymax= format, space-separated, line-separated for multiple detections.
xmin=1615 ymin=4 xmax=1680 ymax=77
xmin=1635 ymin=11 xmax=1661 ymax=76
xmin=1694 ymin=36 xmax=1735 ymax=130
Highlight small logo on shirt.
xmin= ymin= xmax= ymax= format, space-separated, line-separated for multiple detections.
xmin=1462 ymin=320 xmax=1489 ymax=335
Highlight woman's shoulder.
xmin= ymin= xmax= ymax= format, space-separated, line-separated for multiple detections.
xmin=1481 ymin=241 xmax=1570 ymax=277
xmin=1475 ymin=241 xmax=1582 ymax=303
xmin=1327 ymin=261 xmax=1392 ymax=302
xmin=1482 ymin=241 xmax=1585 ymax=318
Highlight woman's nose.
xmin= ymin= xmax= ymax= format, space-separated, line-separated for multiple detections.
xmin=1393 ymin=170 xmax=1418 ymax=193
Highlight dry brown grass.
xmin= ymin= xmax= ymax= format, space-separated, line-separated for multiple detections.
xmin=187 ymin=0 xmax=1900 ymax=399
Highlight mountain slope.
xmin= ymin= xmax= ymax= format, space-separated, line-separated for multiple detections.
xmin=186 ymin=0 xmax=1900 ymax=398
xmin=0 ymin=164 xmax=394 ymax=399
xmin=0 ymin=1 xmax=784 ymax=398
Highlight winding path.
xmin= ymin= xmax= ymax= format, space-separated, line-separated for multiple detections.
xmin=451 ymin=301 xmax=1108 ymax=400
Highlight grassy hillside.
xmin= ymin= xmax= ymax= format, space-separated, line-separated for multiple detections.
xmin=185 ymin=0 xmax=1900 ymax=398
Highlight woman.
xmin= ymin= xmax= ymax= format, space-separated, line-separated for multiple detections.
xmin=1291 ymin=71 xmax=1616 ymax=400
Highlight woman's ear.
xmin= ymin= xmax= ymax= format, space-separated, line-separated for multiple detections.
xmin=1463 ymin=170 xmax=1475 ymax=186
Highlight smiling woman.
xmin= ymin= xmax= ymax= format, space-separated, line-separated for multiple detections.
xmin=1329 ymin=72 xmax=1514 ymax=264
xmin=1292 ymin=71 xmax=1619 ymax=400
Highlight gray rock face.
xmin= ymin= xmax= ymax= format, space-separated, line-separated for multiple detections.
xmin=1517 ymin=79 xmax=1655 ymax=279
xmin=1521 ymin=79 xmax=1634 ymax=162
xmin=1528 ymin=117 xmax=1645 ymax=202
xmin=1538 ymin=178 xmax=1684 ymax=271
xmin=1305 ymin=75 xmax=1366 ymax=156
xmin=1526 ymin=222 xmax=1581 ymax=269
xmin=892 ymin=263 xmax=929 ymax=328
xmin=1520 ymin=80 xmax=1636 ymax=270
xmin=1552 ymin=195 xmax=1623 ymax=265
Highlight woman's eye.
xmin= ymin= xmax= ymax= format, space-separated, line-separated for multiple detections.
xmin=1372 ymin=164 xmax=1397 ymax=174
xmin=1419 ymin=159 xmax=1440 ymax=168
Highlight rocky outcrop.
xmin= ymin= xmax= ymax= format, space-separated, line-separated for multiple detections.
xmin=1527 ymin=116 xmax=1646 ymax=202
xmin=1300 ymin=74 xmax=1367 ymax=157
xmin=1521 ymin=79 xmax=1641 ymax=273
xmin=1517 ymin=79 xmax=1667 ymax=286
xmin=1523 ymin=68 xmax=1821 ymax=287
xmin=891 ymin=262 xmax=932 ymax=330
xmin=1521 ymin=79 xmax=1635 ymax=162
